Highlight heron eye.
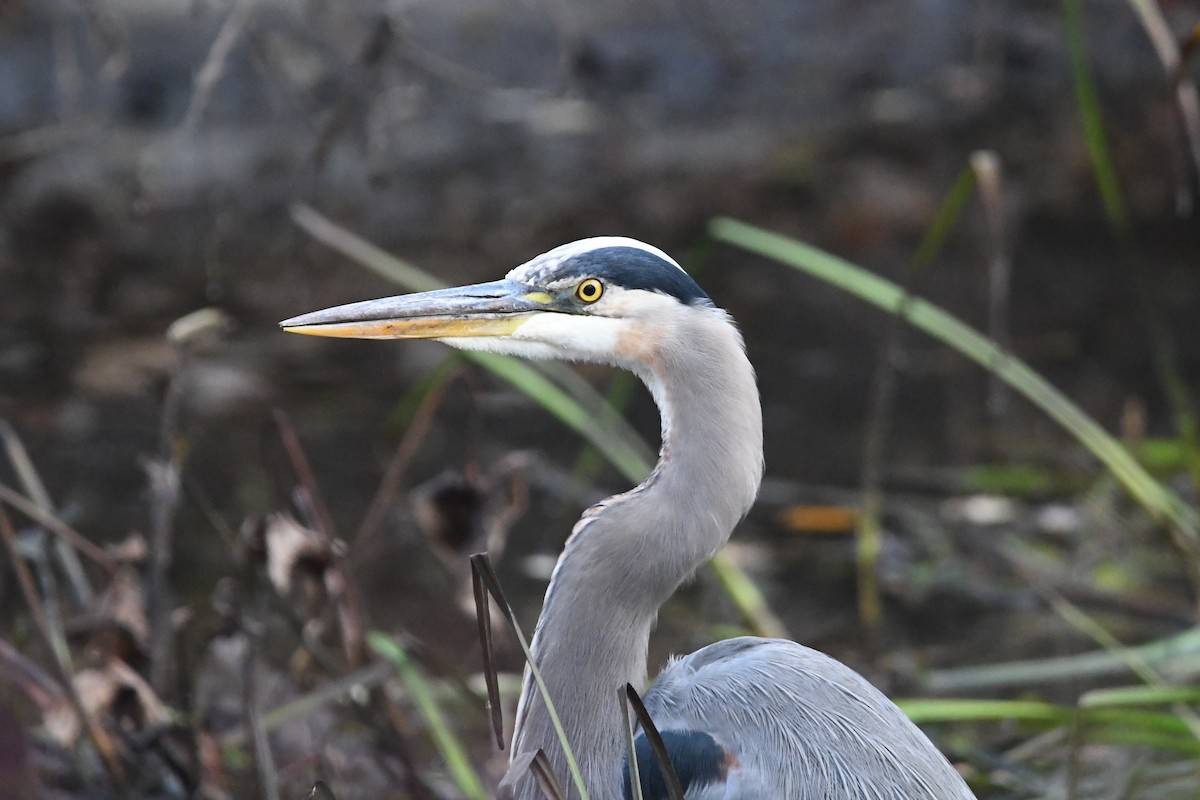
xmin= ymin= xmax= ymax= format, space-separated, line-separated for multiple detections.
xmin=575 ymin=278 xmax=604 ymax=303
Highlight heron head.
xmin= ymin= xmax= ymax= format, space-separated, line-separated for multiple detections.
xmin=280 ymin=237 xmax=714 ymax=368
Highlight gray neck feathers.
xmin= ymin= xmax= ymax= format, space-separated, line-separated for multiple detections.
xmin=502 ymin=307 xmax=764 ymax=800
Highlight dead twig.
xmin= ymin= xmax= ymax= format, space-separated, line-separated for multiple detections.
xmin=273 ymin=410 xmax=338 ymax=541
xmin=145 ymin=318 xmax=198 ymax=695
xmin=386 ymin=12 xmax=499 ymax=92
xmin=242 ymin=616 xmax=281 ymax=800
xmin=969 ymin=151 xmax=1011 ymax=418
xmin=1 ymin=420 xmax=94 ymax=606
xmin=0 ymin=634 xmax=66 ymax=713
xmin=0 ymin=483 xmax=116 ymax=574
xmin=273 ymin=410 xmax=369 ymax=669
xmin=71 ymin=0 xmax=130 ymax=82
xmin=144 ymin=457 xmax=183 ymax=695
xmin=183 ymin=0 xmax=254 ymax=130
xmin=52 ymin=16 xmax=83 ymax=119
xmin=310 ymin=14 xmax=395 ymax=171
xmin=0 ymin=122 xmax=92 ymax=164
xmin=218 ymin=659 xmax=394 ymax=750
xmin=356 ymin=365 xmax=466 ymax=546
xmin=1125 ymin=0 xmax=1200 ymax=188
xmin=0 ymin=506 xmax=127 ymax=786
xmin=289 ymin=202 xmax=441 ymax=290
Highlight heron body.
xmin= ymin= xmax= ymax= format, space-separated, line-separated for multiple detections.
xmin=282 ymin=238 xmax=977 ymax=800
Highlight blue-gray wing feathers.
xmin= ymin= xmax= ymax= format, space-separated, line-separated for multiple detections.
xmin=626 ymin=637 xmax=975 ymax=799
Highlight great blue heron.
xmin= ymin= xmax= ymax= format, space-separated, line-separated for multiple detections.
xmin=282 ymin=238 xmax=977 ymax=800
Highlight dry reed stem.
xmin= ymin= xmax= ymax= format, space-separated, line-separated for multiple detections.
xmin=0 ymin=483 xmax=116 ymax=573
xmin=0 ymin=506 xmax=127 ymax=786
xmin=183 ymin=0 xmax=253 ymax=130
xmin=272 ymin=409 xmax=369 ymax=668
xmin=356 ymin=366 xmax=469 ymax=546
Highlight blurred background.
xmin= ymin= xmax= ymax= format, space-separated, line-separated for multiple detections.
xmin=2 ymin=1 xmax=1199 ymax=798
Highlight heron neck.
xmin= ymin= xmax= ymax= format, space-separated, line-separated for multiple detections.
xmin=505 ymin=309 xmax=763 ymax=800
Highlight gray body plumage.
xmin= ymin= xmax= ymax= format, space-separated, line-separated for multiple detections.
xmin=280 ymin=237 xmax=977 ymax=800
xmin=642 ymin=637 xmax=975 ymax=798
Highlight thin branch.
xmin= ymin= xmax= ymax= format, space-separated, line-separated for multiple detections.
xmin=0 ymin=420 xmax=93 ymax=605
xmin=969 ymin=151 xmax=1011 ymax=418
xmin=219 ymin=660 xmax=394 ymax=750
xmin=273 ymin=410 xmax=338 ymax=540
xmin=0 ymin=506 xmax=126 ymax=785
xmin=243 ymin=618 xmax=280 ymax=800
xmin=0 ymin=121 xmax=91 ymax=164
xmin=183 ymin=0 xmax=253 ymax=130
xmin=310 ymin=14 xmax=394 ymax=171
xmin=0 ymin=634 xmax=65 ymax=712
xmin=1125 ymin=0 xmax=1200 ymax=184
xmin=356 ymin=366 xmax=464 ymax=545
xmin=0 ymin=484 xmax=115 ymax=573
xmin=144 ymin=455 xmax=183 ymax=695
xmin=272 ymin=410 xmax=370 ymax=667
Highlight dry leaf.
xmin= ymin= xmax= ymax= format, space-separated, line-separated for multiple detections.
xmin=94 ymin=567 xmax=150 ymax=651
xmin=103 ymin=533 xmax=148 ymax=564
xmin=264 ymin=512 xmax=330 ymax=595
xmin=48 ymin=657 xmax=170 ymax=746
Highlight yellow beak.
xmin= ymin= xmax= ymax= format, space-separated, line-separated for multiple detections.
xmin=280 ymin=279 xmax=547 ymax=340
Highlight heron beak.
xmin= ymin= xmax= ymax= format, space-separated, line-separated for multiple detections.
xmin=279 ymin=279 xmax=550 ymax=340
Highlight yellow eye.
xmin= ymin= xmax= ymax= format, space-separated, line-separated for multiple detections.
xmin=575 ymin=278 xmax=604 ymax=303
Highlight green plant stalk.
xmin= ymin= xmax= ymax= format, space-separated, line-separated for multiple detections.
xmin=1062 ymin=0 xmax=1130 ymax=236
xmin=710 ymin=218 xmax=1199 ymax=546
xmin=470 ymin=353 xmax=653 ymax=481
xmin=219 ymin=660 xmax=396 ymax=750
xmin=1064 ymin=0 xmax=1200 ymax=496
xmin=1064 ymin=0 xmax=1200 ymax=558
xmin=708 ymin=551 xmax=788 ymax=638
xmin=1084 ymin=684 xmax=1200 ymax=708
xmin=1143 ymin=312 xmax=1200 ymax=493
xmin=921 ymin=627 xmax=1200 ymax=692
xmin=912 ymin=165 xmax=979 ymax=271
xmin=572 ymin=371 xmax=639 ymax=485
xmin=383 ymin=355 xmax=463 ymax=433
xmin=897 ymin=698 xmax=1200 ymax=755
xmin=857 ymin=164 xmax=980 ymax=633
xmin=369 ymin=634 xmax=488 ymax=800
xmin=1047 ymin=592 xmax=1200 ymax=744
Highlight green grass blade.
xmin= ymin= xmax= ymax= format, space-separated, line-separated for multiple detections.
xmin=469 ymin=353 xmax=652 ymax=482
xmin=897 ymin=697 xmax=1071 ymax=724
xmin=292 ymin=203 xmax=443 ymax=292
xmin=369 ymin=633 xmax=488 ymax=800
xmin=1083 ymin=684 xmax=1200 ymax=708
xmin=572 ymin=372 xmax=639 ymax=485
xmin=921 ymin=627 xmax=1200 ymax=692
xmin=912 ymin=165 xmax=978 ymax=270
xmin=897 ymin=698 xmax=1200 ymax=755
xmin=1046 ymin=592 xmax=1200 ymax=744
xmin=1062 ymin=0 xmax=1130 ymax=236
xmin=857 ymin=163 xmax=979 ymax=633
xmin=707 ymin=547 xmax=788 ymax=638
xmin=710 ymin=218 xmax=1199 ymax=546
